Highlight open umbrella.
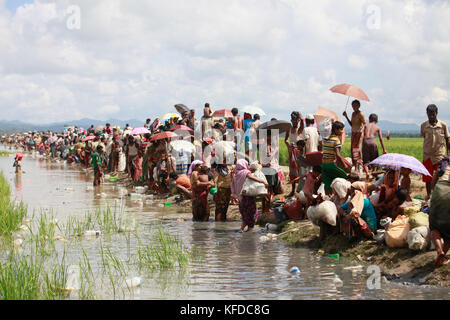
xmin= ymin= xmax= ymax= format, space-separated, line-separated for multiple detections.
xmin=161 ymin=113 xmax=180 ymax=121
xmin=256 ymin=120 xmax=291 ymax=134
xmin=241 ymin=105 xmax=266 ymax=116
xmin=175 ymin=104 xmax=190 ymax=115
xmin=169 ymin=140 xmax=195 ymax=153
xmin=330 ymin=83 xmax=370 ymax=112
xmin=212 ymin=109 xmax=233 ymax=118
xmin=314 ymin=106 xmax=343 ymax=125
xmin=82 ymin=135 xmax=96 ymax=142
xmin=369 ymin=153 xmax=431 ymax=176
xmin=150 ymin=131 xmax=178 ymax=142
xmin=170 ymin=125 xmax=194 ymax=133
xmin=96 ymin=125 xmax=105 ymax=132
xmin=131 ymin=127 xmax=150 ymax=136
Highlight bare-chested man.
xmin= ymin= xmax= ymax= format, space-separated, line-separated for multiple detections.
xmin=362 ymin=113 xmax=387 ymax=180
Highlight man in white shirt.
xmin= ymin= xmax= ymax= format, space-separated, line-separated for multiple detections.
xmin=303 ymin=114 xmax=320 ymax=154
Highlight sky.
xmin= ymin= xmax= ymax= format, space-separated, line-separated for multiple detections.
xmin=0 ymin=0 xmax=449 ymax=126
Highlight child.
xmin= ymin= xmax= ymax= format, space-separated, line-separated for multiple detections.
xmin=92 ymin=145 xmax=104 ymax=187
xmin=132 ymin=150 xmax=143 ymax=183
xmin=295 ymin=165 xmax=322 ymax=211
xmin=375 ymin=188 xmax=408 ymax=223
xmin=343 ymin=100 xmax=366 ymax=172
xmin=13 ymin=153 xmax=23 ymax=174
xmin=362 ymin=113 xmax=387 ymax=180
xmin=231 ymin=159 xmax=268 ymax=232
xmin=321 ymin=121 xmax=350 ymax=195
xmin=399 ymin=167 xmax=412 ymax=202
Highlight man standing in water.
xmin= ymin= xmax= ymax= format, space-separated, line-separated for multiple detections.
xmin=92 ymin=145 xmax=104 ymax=187
xmin=421 ymin=104 xmax=449 ymax=200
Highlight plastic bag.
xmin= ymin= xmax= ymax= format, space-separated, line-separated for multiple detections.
xmin=408 ymin=211 xmax=429 ymax=229
xmin=408 ymin=226 xmax=430 ymax=251
xmin=241 ymin=170 xmax=268 ymax=197
xmin=319 ymin=118 xmax=332 ymax=139
xmin=307 ymin=200 xmax=337 ymax=227
xmin=385 ymin=215 xmax=410 ymax=248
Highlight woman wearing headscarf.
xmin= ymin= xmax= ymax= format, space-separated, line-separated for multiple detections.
xmin=430 ymin=155 xmax=450 ymax=268
xmin=213 ymin=163 xmax=235 ymax=222
xmin=231 ymin=159 xmax=268 ymax=232
xmin=338 ymin=182 xmax=377 ymax=240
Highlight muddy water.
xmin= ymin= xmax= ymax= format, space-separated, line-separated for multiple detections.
xmin=1 ymin=150 xmax=449 ymax=300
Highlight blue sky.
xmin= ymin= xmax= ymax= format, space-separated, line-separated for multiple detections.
xmin=5 ymin=0 xmax=34 ymax=13
xmin=0 ymin=0 xmax=449 ymax=125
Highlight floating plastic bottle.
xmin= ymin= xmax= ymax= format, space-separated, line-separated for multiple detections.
xmin=328 ymin=253 xmax=340 ymax=260
xmin=289 ymin=266 xmax=300 ymax=274
xmin=333 ymin=274 xmax=343 ymax=287
xmin=265 ymin=223 xmax=278 ymax=231
xmin=165 ymin=202 xmax=172 ymax=207
xmin=126 ymin=277 xmax=142 ymax=288
xmin=83 ymin=230 xmax=101 ymax=237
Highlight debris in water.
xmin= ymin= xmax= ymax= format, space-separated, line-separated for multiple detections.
xmin=289 ymin=266 xmax=300 ymax=274
xmin=333 ymin=274 xmax=343 ymax=287
xmin=83 ymin=230 xmax=101 ymax=237
xmin=126 ymin=277 xmax=142 ymax=288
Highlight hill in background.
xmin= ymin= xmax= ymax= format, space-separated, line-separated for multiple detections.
xmin=0 ymin=118 xmax=421 ymax=135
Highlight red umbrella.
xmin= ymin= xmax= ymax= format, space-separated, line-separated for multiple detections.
xmin=170 ymin=125 xmax=194 ymax=133
xmin=82 ymin=135 xmax=96 ymax=142
xmin=330 ymin=83 xmax=370 ymax=112
xmin=150 ymin=131 xmax=178 ymax=142
xmin=212 ymin=109 xmax=233 ymax=118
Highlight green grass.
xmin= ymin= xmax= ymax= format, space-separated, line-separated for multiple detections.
xmin=0 ymin=172 xmax=27 ymax=236
xmin=0 ymin=151 xmax=11 ymax=157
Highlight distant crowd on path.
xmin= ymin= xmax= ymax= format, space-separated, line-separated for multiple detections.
xmin=2 ymin=102 xmax=449 ymax=268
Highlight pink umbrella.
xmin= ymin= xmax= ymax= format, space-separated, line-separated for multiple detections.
xmin=131 ymin=127 xmax=150 ymax=136
xmin=150 ymin=131 xmax=178 ymax=142
xmin=212 ymin=109 xmax=233 ymax=118
xmin=171 ymin=125 xmax=194 ymax=133
xmin=82 ymin=135 xmax=96 ymax=142
xmin=314 ymin=106 xmax=343 ymax=125
xmin=330 ymin=83 xmax=370 ymax=112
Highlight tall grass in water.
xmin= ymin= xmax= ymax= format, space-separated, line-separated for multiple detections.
xmin=136 ymin=227 xmax=201 ymax=271
xmin=0 ymin=172 xmax=27 ymax=236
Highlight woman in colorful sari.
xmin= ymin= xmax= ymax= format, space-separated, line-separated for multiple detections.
xmin=231 ymin=159 xmax=268 ymax=232
xmin=338 ymin=181 xmax=377 ymax=240
xmin=213 ymin=164 xmax=234 ymax=222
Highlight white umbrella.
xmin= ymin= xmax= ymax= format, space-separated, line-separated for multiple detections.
xmin=169 ymin=140 xmax=195 ymax=153
xmin=241 ymin=105 xmax=266 ymax=116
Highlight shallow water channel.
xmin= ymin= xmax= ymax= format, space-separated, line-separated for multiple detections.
xmin=1 ymin=150 xmax=449 ymax=300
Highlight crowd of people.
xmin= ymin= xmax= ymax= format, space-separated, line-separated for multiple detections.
xmin=2 ymin=102 xmax=449 ymax=268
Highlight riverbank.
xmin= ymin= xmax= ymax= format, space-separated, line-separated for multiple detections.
xmin=250 ymin=167 xmax=449 ymax=287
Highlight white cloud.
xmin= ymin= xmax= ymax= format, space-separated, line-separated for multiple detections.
xmin=0 ymin=0 xmax=448 ymax=125
xmin=348 ymin=55 xmax=368 ymax=69
xmin=98 ymin=104 xmax=120 ymax=115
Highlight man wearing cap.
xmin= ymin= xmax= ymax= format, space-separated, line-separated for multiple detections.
xmin=303 ymin=114 xmax=320 ymax=154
